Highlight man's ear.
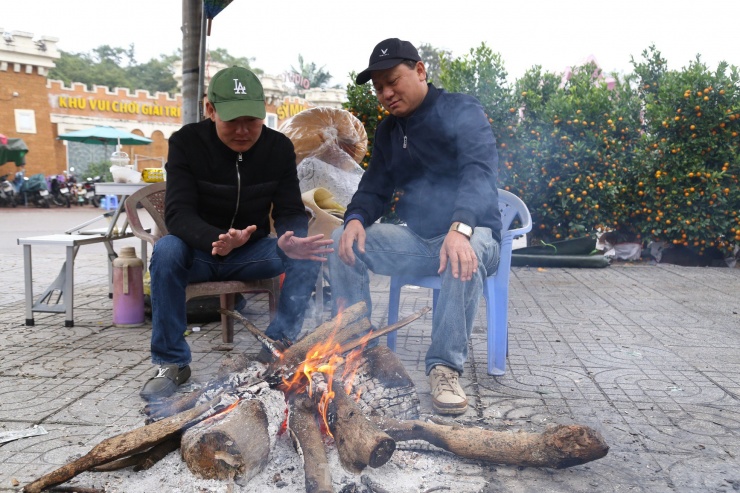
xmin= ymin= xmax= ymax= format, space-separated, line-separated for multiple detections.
xmin=416 ymin=61 xmax=427 ymax=82
xmin=204 ymin=100 xmax=216 ymax=120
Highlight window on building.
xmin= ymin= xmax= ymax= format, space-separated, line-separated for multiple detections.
xmin=265 ymin=113 xmax=278 ymax=130
xmin=15 ymin=109 xmax=37 ymax=134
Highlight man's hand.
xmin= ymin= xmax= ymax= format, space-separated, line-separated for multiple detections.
xmin=212 ymin=225 xmax=256 ymax=256
xmin=338 ymin=220 xmax=366 ymax=266
xmin=438 ymin=231 xmax=478 ymax=281
xmin=278 ymin=231 xmax=334 ymax=261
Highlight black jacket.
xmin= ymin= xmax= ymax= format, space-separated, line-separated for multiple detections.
xmin=164 ymin=119 xmax=307 ymax=253
xmin=345 ymin=84 xmax=502 ymax=241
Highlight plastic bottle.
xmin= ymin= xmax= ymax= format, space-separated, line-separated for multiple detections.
xmin=112 ymin=246 xmax=145 ymax=326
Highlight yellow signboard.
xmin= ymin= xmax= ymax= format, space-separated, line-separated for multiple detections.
xmin=57 ymin=96 xmax=180 ymax=118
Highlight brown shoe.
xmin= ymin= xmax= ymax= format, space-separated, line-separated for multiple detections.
xmin=429 ymin=365 xmax=468 ymax=415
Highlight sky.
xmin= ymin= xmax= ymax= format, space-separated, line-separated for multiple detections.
xmin=3 ymin=0 xmax=740 ymax=89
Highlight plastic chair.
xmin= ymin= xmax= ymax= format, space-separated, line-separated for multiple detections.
xmin=124 ymin=182 xmax=281 ymax=343
xmin=386 ymin=189 xmax=533 ymax=376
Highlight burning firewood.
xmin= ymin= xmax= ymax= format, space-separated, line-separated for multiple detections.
xmin=321 ymin=378 xmax=396 ymax=473
xmin=369 ymin=416 xmax=609 ymax=469
xmin=23 ymin=301 xmax=610 ymax=493
xmin=288 ymin=394 xmax=333 ymax=493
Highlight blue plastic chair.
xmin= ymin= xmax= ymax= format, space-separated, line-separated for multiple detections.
xmin=386 ymin=189 xmax=533 ymax=376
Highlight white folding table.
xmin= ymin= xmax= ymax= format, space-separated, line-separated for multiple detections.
xmin=17 ymin=182 xmax=149 ymax=327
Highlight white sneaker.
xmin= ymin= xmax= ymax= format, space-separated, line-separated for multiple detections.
xmin=429 ymin=365 xmax=468 ymax=415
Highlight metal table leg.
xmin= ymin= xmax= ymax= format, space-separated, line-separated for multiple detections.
xmin=23 ymin=244 xmax=34 ymax=326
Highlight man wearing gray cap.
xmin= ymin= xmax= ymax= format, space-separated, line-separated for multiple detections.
xmin=141 ymin=66 xmax=333 ymax=400
xmin=329 ymin=39 xmax=501 ymax=415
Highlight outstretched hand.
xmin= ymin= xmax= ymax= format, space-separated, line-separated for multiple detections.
xmin=278 ymin=231 xmax=334 ymax=261
xmin=212 ymin=225 xmax=257 ymax=256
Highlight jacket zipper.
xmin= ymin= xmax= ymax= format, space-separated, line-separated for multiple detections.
xmin=403 ymin=135 xmax=407 ymax=149
xmin=229 ymin=153 xmax=242 ymax=229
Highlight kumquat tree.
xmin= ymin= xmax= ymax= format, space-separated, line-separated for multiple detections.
xmin=630 ymin=46 xmax=740 ymax=258
xmin=344 ymin=43 xmax=740 ymax=261
xmin=506 ymin=63 xmax=643 ymax=242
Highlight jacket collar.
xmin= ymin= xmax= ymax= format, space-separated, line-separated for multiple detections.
xmin=399 ymin=83 xmax=440 ymax=123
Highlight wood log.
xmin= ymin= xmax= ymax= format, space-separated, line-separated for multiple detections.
xmin=288 ymin=394 xmax=333 ymax=493
xmin=335 ymin=307 xmax=430 ymax=355
xmin=47 ymin=487 xmax=105 ymax=493
xmin=23 ymin=397 xmax=233 ymax=493
xmin=351 ymin=345 xmax=421 ymax=421
xmin=91 ymin=436 xmax=180 ymax=472
xmin=181 ymin=398 xmax=271 ymax=482
xmin=322 ymin=379 xmax=396 ymax=473
xmin=274 ymin=301 xmax=369 ymax=371
xmin=370 ymin=416 xmax=609 ymax=469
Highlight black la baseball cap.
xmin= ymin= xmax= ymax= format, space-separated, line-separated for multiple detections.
xmin=355 ymin=38 xmax=421 ymax=85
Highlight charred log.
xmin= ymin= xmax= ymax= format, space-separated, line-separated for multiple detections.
xmin=318 ymin=377 xmax=396 ymax=473
xmin=288 ymin=394 xmax=333 ymax=493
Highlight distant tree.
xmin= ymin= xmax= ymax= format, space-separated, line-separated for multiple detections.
xmin=92 ymin=44 xmax=136 ymax=66
xmin=288 ymin=54 xmax=332 ymax=94
xmin=48 ymin=50 xmax=94 ymax=86
xmin=417 ymin=43 xmax=452 ymax=85
xmin=48 ymin=44 xmax=261 ymax=96
xmin=208 ymin=47 xmax=261 ymax=74
xmin=49 ymin=47 xmax=131 ymax=91
xmin=128 ymin=54 xmax=179 ymax=94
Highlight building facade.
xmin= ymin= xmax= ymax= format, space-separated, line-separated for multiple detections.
xmin=1 ymin=28 xmax=347 ymax=179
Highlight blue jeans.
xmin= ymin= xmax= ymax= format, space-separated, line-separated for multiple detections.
xmin=149 ymin=234 xmax=320 ymax=367
xmin=328 ymin=224 xmax=500 ymax=375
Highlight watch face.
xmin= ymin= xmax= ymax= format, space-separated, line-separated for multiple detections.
xmin=455 ymin=223 xmax=472 ymax=236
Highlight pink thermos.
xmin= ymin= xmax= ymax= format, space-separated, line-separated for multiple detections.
xmin=112 ymin=246 xmax=145 ymax=326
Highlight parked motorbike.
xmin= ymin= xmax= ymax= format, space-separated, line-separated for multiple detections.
xmin=0 ymin=174 xmax=17 ymax=207
xmin=16 ymin=172 xmax=51 ymax=208
xmin=47 ymin=174 xmax=71 ymax=208
xmin=82 ymin=176 xmax=102 ymax=208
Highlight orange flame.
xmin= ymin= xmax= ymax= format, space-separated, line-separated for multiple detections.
xmin=280 ymin=302 xmax=375 ymax=437
xmin=201 ymin=397 xmax=241 ymax=426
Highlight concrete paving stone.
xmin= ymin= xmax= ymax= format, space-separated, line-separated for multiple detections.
xmin=2 ymin=217 xmax=739 ymax=493
xmin=0 ymin=379 xmax=92 ymax=421
xmin=46 ymin=391 xmax=144 ymax=426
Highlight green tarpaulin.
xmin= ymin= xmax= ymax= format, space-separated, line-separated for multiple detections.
xmin=0 ymin=138 xmax=28 ymax=166
xmin=512 ymin=236 xmax=611 ymax=268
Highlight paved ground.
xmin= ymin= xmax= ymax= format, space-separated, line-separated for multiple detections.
xmin=0 ymin=207 xmax=739 ymax=492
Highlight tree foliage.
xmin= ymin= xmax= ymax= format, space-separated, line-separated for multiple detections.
xmin=48 ymin=45 xmax=264 ymax=96
xmin=208 ymin=47 xmax=261 ymax=74
xmin=631 ymin=46 xmax=740 ymax=254
xmin=417 ymin=42 xmax=451 ymax=85
xmin=288 ymin=54 xmax=333 ymax=94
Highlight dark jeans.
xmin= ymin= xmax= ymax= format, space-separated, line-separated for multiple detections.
xmin=149 ymin=234 xmax=320 ymax=366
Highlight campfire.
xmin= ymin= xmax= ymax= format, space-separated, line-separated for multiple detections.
xmin=23 ymin=302 xmax=609 ymax=493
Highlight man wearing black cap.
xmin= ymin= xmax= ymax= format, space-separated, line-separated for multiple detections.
xmin=329 ymin=39 xmax=502 ymax=415
xmin=140 ymin=66 xmax=333 ymax=400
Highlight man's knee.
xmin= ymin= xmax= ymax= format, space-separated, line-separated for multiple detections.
xmin=151 ymin=235 xmax=192 ymax=273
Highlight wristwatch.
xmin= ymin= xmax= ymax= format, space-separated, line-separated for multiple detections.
xmin=449 ymin=221 xmax=473 ymax=239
